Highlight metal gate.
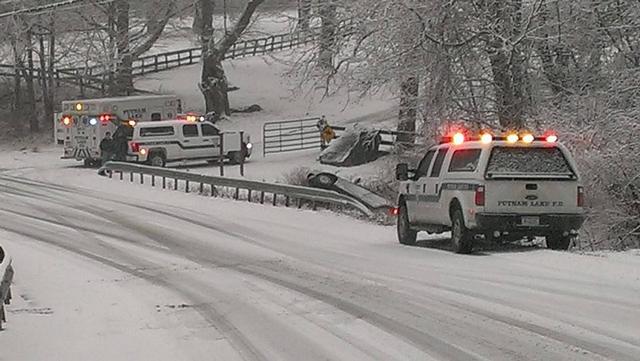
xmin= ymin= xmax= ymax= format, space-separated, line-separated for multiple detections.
xmin=263 ymin=117 xmax=323 ymax=156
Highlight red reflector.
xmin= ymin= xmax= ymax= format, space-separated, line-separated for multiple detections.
xmin=577 ymin=186 xmax=584 ymax=207
xmin=390 ymin=207 xmax=400 ymax=216
xmin=130 ymin=142 xmax=140 ymax=153
xmin=475 ymin=186 xmax=485 ymax=206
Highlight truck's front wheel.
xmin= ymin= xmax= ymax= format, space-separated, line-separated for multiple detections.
xmin=397 ymin=201 xmax=417 ymax=246
xmin=451 ymin=209 xmax=473 ymax=254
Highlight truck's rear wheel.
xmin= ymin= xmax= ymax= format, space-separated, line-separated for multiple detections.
xmin=451 ymin=209 xmax=473 ymax=254
xmin=397 ymin=201 xmax=417 ymax=246
xmin=546 ymin=235 xmax=573 ymax=250
xmin=149 ymin=153 xmax=166 ymax=167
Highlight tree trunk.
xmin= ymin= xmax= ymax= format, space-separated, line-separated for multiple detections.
xmin=47 ymin=15 xmax=56 ymax=119
xmin=318 ymin=0 xmax=337 ymax=70
xmin=397 ymin=77 xmax=418 ymax=143
xmin=10 ymin=37 xmax=22 ymax=113
xmin=297 ymin=0 xmax=311 ymax=31
xmin=38 ymin=33 xmax=52 ymax=131
xmin=24 ymin=27 xmax=38 ymax=133
xmin=110 ymin=0 xmax=133 ymax=96
xmin=201 ymin=51 xmax=230 ymax=115
xmin=485 ymin=0 xmax=527 ymax=129
xmin=198 ymin=0 xmax=265 ymax=115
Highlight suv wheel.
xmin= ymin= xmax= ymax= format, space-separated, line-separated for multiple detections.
xmin=397 ymin=201 xmax=417 ymax=246
xmin=149 ymin=153 xmax=166 ymax=167
xmin=546 ymin=235 xmax=573 ymax=250
xmin=451 ymin=209 xmax=473 ymax=254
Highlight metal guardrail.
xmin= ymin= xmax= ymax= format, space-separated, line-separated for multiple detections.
xmin=100 ymin=162 xmax=373 ymax=217
xmin=0 ymin=244 xmax=14 ymax=330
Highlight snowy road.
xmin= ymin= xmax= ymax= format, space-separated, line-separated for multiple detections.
xmin=0 ymin=171 xmax=639 ymax=361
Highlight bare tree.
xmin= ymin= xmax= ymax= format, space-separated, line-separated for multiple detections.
xmin=197 ymin=0 xmax=266 ymax=115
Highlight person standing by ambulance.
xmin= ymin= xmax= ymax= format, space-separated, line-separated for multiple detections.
xmin=99 ymin=132 xmax=115 ymax=165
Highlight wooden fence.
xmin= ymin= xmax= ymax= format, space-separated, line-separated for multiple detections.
xmin=0 ymin=19 xmax=356 ymax=93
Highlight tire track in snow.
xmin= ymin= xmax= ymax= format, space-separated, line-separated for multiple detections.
xmin=2 ymin=174 xmax=639 ymax=360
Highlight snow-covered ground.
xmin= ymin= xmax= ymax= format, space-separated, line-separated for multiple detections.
xmin=2 ymin=21 xmax=639 ymax=360
xmin=1 ymin=150 xmax=640 ymax=361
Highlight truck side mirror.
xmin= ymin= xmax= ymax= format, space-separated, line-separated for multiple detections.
xmin=396 ymin=163 xmax=409 ymax=181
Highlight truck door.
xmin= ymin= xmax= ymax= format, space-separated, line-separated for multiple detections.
xmin=418 ymin=146 xmax=449 ymax=224
xmin=199 ymin=123 xmax=222 ymax=158
xmin=408 ymin=149 xmax=435 ymax=223
xmin=181 ymin=124 xmax=204 ymax=159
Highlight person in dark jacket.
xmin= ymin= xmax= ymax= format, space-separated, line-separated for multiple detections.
xmin=113 ymin=125 xmax=129 ymax=161
xmin=100 ymin=132 xmax=114 ymax=165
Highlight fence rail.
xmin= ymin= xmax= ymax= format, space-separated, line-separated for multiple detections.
xmin=101 ymin=162 xmax=373 ymax=217
xmin=262 ymin=117 xmax=417 ymax=157
xmin=0 ymin=19 xmax=356 ymax=93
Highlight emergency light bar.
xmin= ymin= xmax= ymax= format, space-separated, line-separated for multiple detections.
xmin=440 ymin=132 xmax=559 ymax=145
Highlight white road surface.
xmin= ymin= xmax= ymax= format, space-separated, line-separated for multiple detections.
xmin=0 ymin=150 xmax=639 ymax=361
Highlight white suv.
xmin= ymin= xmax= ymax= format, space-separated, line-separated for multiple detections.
xmin=128 ymin=120 xmax=251 ymax=167
xmin=395 ymin=133 xmax=586 ymax=253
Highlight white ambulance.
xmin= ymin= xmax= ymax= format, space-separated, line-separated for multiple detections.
xmin=60 ymin=95 xmax=182 ymax=166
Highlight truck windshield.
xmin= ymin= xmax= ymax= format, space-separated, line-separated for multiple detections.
xmin=486 ymin=146 xmax=575 ymax=178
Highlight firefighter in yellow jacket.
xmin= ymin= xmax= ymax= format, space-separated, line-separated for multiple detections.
xmin=317 ymin=116 xmax=336 ymax=150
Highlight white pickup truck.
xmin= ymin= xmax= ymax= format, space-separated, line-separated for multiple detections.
xmin=127 ymin=119 xmax=252 ymax=167
xmin=395 ymin=132 xmax=586 ymax=253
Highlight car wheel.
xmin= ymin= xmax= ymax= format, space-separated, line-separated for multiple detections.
xmin=397 ymin=201 xmax=417 ymax=246
xmin=149 ymin=153 xmax=166 ymax=168
xmin=546 ymin=234 xmax=573 ymax=250
xmin=451 ymin=209 xmax=473 ymax=254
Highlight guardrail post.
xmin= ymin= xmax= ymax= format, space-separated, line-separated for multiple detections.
xmin=174 ymin=178 xmax=178 ymax=190
xmin=234 ymin=187 xmax=240 ymax=200
xmin=240 ymin=131 xmax=245 ymax=176
xmin=247 ymin=189 xmax=252 ymax=202
xmin=210 ymin=184 xmax=216 ymax=197
xmin=119 ymin=171 xmax=123 ymax=180
xmin=151 ymin=175 xmax=155 ymax=187
xmin=272 ymin=194 xmax=277 ymax=206
xmin=285 ymin=195 xmax=290 ymax=207
xmin=186 ymin=180 xmax=190 ymax=193
xmin=260 ymin=191 xmax=265 ymax=204
xmin=219 ymin=135 xmax=225 ymax=177
xmin=130 ymin=172 xmax=134 ymax=182
xmin=162 ymin=177 xmax=166 ymax=189
xmin=140 ymin=173 xmax=144 ymax=184
xmin=199 ymin=182 xmax=204 ymax=194
xmin=108 ymin=170 xmax=113 ymax=178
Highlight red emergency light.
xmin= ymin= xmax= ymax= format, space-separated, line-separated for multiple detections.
xmin=61 ymin=115 xmax=73 ymax=126
xmin=440 ymin=130 xmax=560 ymax=145
xmin=99 ymin=114 xmax=113 ymax=123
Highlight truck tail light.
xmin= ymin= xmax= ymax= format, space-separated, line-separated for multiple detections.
xmin=475 ymin=186 xmax=485 ymax=206
xmin=577 ymin=186 xmax=584 ymax=207
xmin=130 ymin=142 xmax=140 ymax=153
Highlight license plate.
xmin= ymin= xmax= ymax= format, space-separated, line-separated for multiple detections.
xmin=521 ymin=216 xmax=540 ymax=226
